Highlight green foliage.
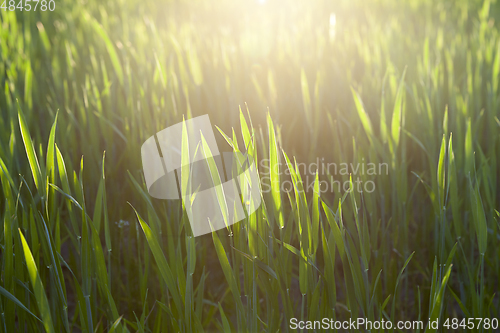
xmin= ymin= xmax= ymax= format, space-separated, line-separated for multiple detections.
xmin=0 ymin=0 xmax=499 ymax=332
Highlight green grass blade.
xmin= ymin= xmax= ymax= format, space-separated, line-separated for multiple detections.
xmin=18 ymin=102 xmax=44 ymax=194
xmin=19 ymin=229 xmax=55 ymax=333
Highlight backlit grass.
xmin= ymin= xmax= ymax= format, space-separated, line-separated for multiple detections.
xmin=0 ymin=0 xmax=499 ymax=332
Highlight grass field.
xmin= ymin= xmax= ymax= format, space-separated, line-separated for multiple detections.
xmin=1 ymin=0 xmax=500 ymax=331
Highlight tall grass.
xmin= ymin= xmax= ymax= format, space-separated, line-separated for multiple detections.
xmin=0 ymin=0 xmax=499 ymax=332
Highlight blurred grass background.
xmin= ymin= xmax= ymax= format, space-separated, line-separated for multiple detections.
xmin=1 ymin=0 xmax=500 ymax=331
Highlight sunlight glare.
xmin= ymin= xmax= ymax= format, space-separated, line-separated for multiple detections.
xmin=329 ymin=13 xmax=337 ymax=41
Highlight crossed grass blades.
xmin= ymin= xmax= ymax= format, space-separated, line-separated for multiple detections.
xmin=1 ymin=0 xmax=500 ymax=331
